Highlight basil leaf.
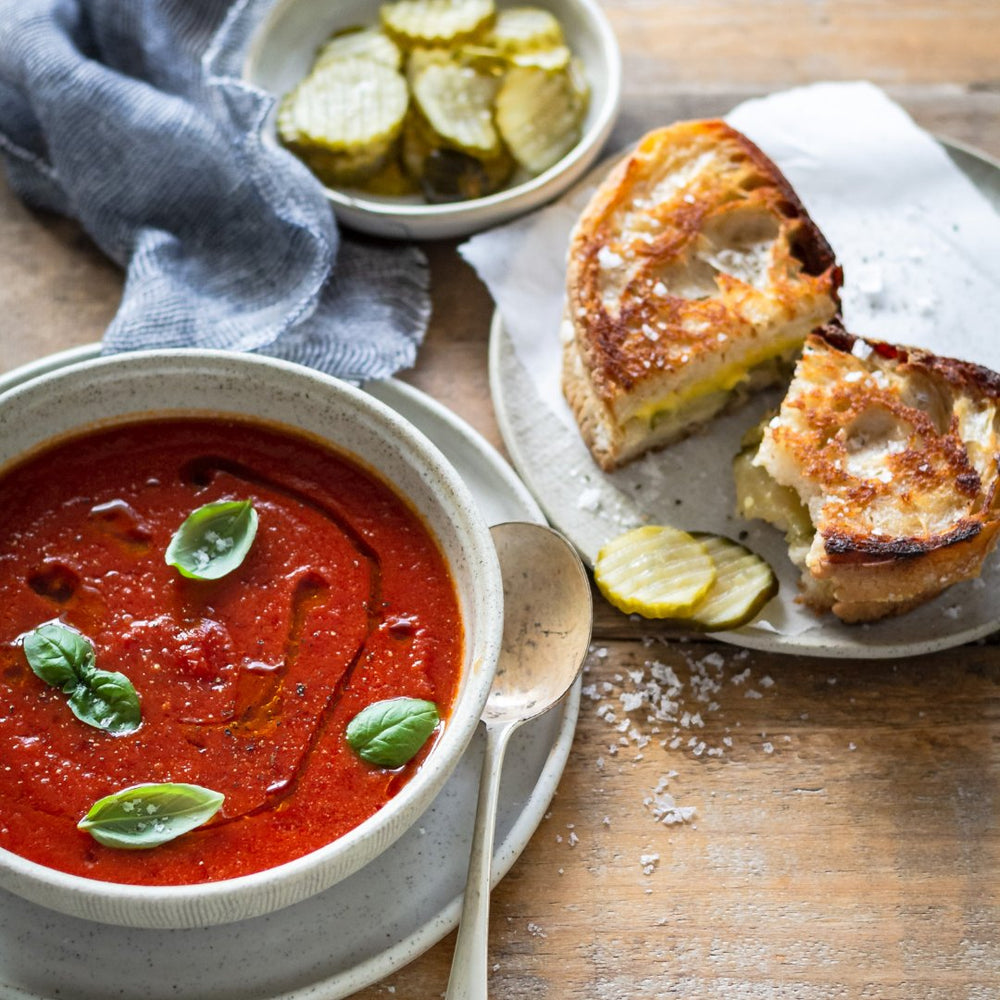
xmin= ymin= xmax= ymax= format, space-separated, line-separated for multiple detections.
xmin=346 ymin=697 xmax=440 ymax=768
xmin=67 ymin=669 xmax=142 ymax=735
xmin=165 ymin=499 xmax=258 ymax=581
xmin=78 ymin=782 xmax=225 ymax=850
xmin=22 ymin=620 xmax=94 ymax=692
xmin=22 ymin=621 xmax=141 ymax=735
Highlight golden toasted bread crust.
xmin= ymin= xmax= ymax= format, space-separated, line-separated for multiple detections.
xmin=562 ymin=119 xmax=842 ymax=470
xmin=756 ymin=326 xmax=1000 ymax=622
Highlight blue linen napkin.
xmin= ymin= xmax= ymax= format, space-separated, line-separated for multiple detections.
xmin=0 ymin=0 xmax=430 ymax=382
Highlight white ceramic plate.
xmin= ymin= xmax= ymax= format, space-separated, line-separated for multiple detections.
xmin=243 ymin=0 xmax=621 ymax=240
xmin=489 ymin=141 xmax=1000 ymax=660
xmin=0 ymin=346 xmax=578 ymax=1000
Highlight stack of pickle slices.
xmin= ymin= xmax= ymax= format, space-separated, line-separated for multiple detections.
xmin=277 ymin=0 xmax=590 ymax=202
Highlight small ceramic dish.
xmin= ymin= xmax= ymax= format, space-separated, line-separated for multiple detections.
xmin=243 ymin=0 xmax=621 ymax=239
xmin=0 ymin=350 xmax=504 ymax=928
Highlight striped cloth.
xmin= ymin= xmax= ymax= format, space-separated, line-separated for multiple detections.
xmin=0 ymin=0 xmax=429 ymax=382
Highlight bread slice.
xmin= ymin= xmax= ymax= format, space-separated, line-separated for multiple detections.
xmin=562 ymin=119 xmax=843 ymax=471
xmin=739 ymin=325 xmax=1000 ymax=623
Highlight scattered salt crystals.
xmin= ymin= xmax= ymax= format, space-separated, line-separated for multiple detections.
xmin=577 ymin=487 xmax=603 ymax=513
xmin=640 ymin=853 xmax=660 ymax=875
xmin=851 ymin=337 xmax=874 ymax=360
xmin=568 ymin=831 xmax=580 ymax=847
xmin=584 ymin=645 xmax=780 ymax=831
xmin=647 ymin=789 xmax=697 ymax=826
xmin=762 ymin=742 xmax=774 ymax=754
xmin=602 ymin=815 xmax=611 ymax=827
xmin=653 ymin=280 xmax=668 ymax=296
xmin=527 ymin=922 xmax=547 ymax=938
xmin=848 ymin=742 xmax=857 ymax=751
xmin=597 ymin=246 xmax=623 ymax=269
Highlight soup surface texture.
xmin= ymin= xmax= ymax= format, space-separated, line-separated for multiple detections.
xmin=0 ymin=418 xmax=463 ymax=884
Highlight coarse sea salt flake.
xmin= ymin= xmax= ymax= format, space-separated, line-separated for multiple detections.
xmin=597 ymin=246 xmax=623 ymax=269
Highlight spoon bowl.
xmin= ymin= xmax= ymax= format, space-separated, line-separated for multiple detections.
xmin=446 ymin=521 xmax=592 ymax=999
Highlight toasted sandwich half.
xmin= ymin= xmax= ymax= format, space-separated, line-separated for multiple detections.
xmin=736 ymin=326 xmax=1000 ymax=623
xmin=562 ymin=119 xmax=843 ymax=470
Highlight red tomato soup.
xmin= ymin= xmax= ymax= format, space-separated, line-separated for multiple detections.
xmin=0 ymin=417 xmax=463 ymax=884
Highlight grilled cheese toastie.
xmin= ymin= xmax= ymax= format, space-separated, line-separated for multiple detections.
xmin=736 ymin=326 xmax=1000 ymax=623
xmin=562 ymin=119 xmax=843 ymax=470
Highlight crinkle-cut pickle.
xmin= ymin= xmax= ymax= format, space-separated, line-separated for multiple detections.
xmin=278 ymin=1 xmax=587 ymax=201
xmin=594 ymin=525 xmax=716 ymax=618
xmin=494 ymin=62 xmax=588 ymax=174
xmin=277 ymin=57 xmax=408 ymax=157
xmin=595 ymin=525 xmax=777 ymax=631
xmin=411 ymin=60 xmax=501 ymax=157
xmin=488 ymin=7 xmax=564 ymax=53
xmin=314 ymin=25 xmax=403 ymax=71
xmin=380 ymin=0 xmax=496 ymax=48
xmin=688 ymin=533 xmax=778 ymax=631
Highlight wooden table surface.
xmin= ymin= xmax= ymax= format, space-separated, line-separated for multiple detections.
xmin=2 ymin=2 xmax=999 ymax=998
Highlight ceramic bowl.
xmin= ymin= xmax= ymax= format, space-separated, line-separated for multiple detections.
xmin=0 ymin=350 xmax=504 ymax=928
xmin=243 ymin=0 xmax=621 ymax=239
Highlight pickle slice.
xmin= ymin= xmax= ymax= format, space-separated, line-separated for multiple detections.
xmin=509 ymin=44 xmax=571 ymax=72
xmin=489 ymin=6 xmax=563 ymax=53
xmin=411 ymin=60 xmax=501 ymax=156
xmin=277 ymin=58 xmax=409 ymax=156
xmin=495 ymin=64 xmax=587 ymax=173
xmin=594 ymin=526 xmax=716 ymax=618
xmin=689 ymin=534 xmax=778 ymax=631
xmin=298 ymin=141 xmax=394 ymax=186
xmin=452 ymin=44 xmax=509 ymax=75
xmin=314 ymin=26 xmax=402 ymax=71
xmin=355 ymin=157 xmax=421 ymax=196
xmin=381 ymin=0 xmax=496 ymax=48
xmin=405 ymin=45 xmax=454 ymax=84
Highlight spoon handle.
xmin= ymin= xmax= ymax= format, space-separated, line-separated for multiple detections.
xmin=445 ymin=720 xmax=517 ymax=1000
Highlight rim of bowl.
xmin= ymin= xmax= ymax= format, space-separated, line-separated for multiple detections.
xmin=242 ymin=0 xmax=622 ymax=234
xmin=0 ymin=349 xmax=504 ymax=927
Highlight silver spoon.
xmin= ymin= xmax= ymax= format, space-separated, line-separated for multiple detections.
xmin=445 ymin=521 xmax=593 ymax=1000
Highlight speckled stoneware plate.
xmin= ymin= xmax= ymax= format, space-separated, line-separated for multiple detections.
xmin=490 ymin=140 xmax=1000 ymax=659
xmin=0 ymin=346 xmax=578 ymax=999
